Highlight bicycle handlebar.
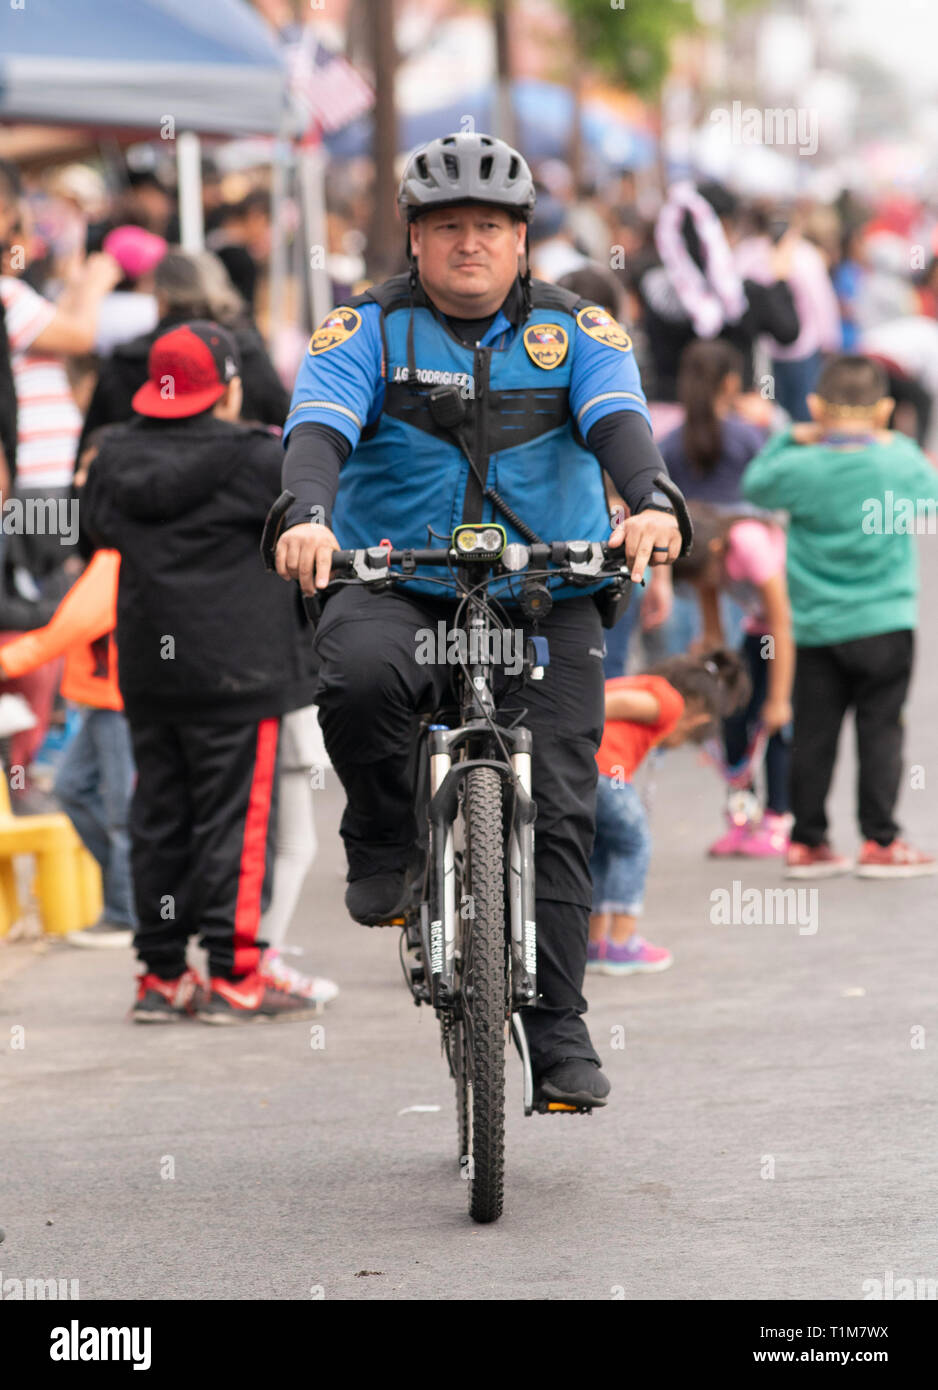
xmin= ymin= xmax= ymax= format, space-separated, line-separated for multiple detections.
xmin=261 ymin=473 xmax=693 ymax=578
xmin=325 ymin=537 xmax=629 ymax=582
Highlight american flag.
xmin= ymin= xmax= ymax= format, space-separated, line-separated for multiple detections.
xmin=286 ymin=33 xmax=373 ymax=136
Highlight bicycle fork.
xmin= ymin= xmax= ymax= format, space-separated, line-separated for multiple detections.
xmin=424 ymin=727 xmax=538 ymax=1071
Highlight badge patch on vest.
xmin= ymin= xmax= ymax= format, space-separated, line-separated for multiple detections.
xmin=576 ymin=305 xmax=633 ymax=353
xmin=522 ymin=322 xmax=569 ymax=369
xmin=308 ymin=306 xmax=362 ymax=355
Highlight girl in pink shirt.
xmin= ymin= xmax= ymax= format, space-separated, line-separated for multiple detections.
xmin=675 ymin=503 xmax=795 ymax=858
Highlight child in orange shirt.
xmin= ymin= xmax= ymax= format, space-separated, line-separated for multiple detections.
xmin=0 ymin=548 xmax=135 ymax=944
xmin=588 ymin=649 xmax=748 ymax=975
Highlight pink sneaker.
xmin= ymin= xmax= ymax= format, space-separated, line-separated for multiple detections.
xmin=738 ymin=811 xmax=790 ymax=858
xmin=708 ymin=814 xmax=753 ymax=857
xmin=600 ymin=935 xmax=673 ymax=976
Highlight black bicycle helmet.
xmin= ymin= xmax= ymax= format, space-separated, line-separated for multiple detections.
xmin=398 ymin=132 xmax=536 ymax=223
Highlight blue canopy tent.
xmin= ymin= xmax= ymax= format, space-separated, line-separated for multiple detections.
xmin=0 ymin=0 xmax=301 ymax=309
xmin=0 ymin=0 xmax=286 ymax=137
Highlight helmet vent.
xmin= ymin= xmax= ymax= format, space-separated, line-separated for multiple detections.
xmin=479 ymin=155 xmax=493 ymax=181
xmin=508 ymin=156 xmax=519 ymax=180
xmin=442 ymin=153 xmax=460 ymax=181
xmin=415 ymin=154 xmax=429 ymax=181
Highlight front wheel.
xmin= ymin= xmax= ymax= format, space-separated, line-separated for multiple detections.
xmin=454 ymin=765 xmax=507 ymax=1224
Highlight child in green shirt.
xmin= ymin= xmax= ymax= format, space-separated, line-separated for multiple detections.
xmin=742 ymin=355 xmax=936 ymax=878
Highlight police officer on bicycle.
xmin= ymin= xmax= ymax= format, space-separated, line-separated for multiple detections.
xmin=276 ymin=133 xmax=685 ymax=1109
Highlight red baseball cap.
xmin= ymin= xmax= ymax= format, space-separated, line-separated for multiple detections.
xmin=132 ymin=321 xmax=241 ymax=419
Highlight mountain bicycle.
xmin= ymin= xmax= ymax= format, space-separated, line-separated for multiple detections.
xmin=263 ymin=480 xmax=690 ymax=1223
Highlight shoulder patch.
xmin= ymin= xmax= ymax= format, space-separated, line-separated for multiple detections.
xmin=308 ymin=306 xmax=362 ymax=356
xmin=576 ymin=305 xmax=633 ymax=353
xmin=522 ymin=322 xmax=569 ymax=370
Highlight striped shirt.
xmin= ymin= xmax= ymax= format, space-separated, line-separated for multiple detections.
xmin=0 ymin=275 xmax=82 ymax=489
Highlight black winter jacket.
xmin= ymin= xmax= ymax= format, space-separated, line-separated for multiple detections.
xmin=77 ymin=315 xmax=289 ymax=459
xmin=81 ymin=414 xmax=317 ymax=724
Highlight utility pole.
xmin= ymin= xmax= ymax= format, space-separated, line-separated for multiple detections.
xmin=365 ymin=0 xmax=400 ymax=280
xmin=492 ymin=0 xmax=516 ymax=145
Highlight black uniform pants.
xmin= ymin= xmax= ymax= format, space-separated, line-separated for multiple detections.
xmin=128 ymin=717 xmax=280 ymax=980
xmin=314 ymin=585 xmax=606 ymax=1073
xmin=791 ymin=629 xmax=914 ymax=847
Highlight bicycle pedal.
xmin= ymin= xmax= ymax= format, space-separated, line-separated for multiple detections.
xmin=367 ymin=914 xmax=407 ymax=928
xmin=533 ymin=1100 xmax=592 ymax=1115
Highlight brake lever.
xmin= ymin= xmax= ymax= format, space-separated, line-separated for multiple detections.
xmin=260 ymin=488 xmax=325 ymax=628
xmin=261 ymin=489 xmax=296 ymax=571
xmin=653 ymin=473 xmax=694 ymax=556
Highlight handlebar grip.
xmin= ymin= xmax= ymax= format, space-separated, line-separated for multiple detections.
xmin=261 ymin=489 xmax=296 ymax=572
xmin=653 ymin=473 xmax=694 ymax=556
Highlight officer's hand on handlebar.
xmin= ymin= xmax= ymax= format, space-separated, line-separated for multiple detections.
xmin=609 ymin=509 xmax=682 ymax=586
xmin=275 ymin=522 xmax=339 ymax=596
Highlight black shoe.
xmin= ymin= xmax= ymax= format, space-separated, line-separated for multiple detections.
xmin=345 ymin=868 xmax=411 ymax=926
xmin=534 ymin=1058 xmax=610 ymax=1111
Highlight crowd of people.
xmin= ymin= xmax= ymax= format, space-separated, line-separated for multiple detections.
xmin=0 ymin=139 xmax=935 ymax=1045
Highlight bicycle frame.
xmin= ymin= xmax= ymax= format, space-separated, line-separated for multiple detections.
xmin=411 ymin=563 xmax=540 ymax=1113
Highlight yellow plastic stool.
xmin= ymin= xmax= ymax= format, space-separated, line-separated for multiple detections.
xmin=0 ymin=778 xmax=103 ymax=937
xmin=0 ymin=856 xmax=20 ymax=934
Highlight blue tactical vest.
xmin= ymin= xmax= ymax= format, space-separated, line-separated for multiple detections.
xmin=332 ymin=276 xmax=611 ymax=599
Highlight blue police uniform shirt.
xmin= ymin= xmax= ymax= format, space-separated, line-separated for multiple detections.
xmin=284 ymin=278 xmax=651 ymax=598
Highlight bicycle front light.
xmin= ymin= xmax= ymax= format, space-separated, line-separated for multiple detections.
xmin=452 ymin=523 xmax=506 ymax=559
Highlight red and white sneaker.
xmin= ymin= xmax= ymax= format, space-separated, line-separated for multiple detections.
xmin=132 ymin=968 xmax=206 ymax=1023
xmin=197 ymin=965 xmax=325 ymax=1024
xmin=786 ymin=842 xmax=852 ymax=878
xmin=260 ymin=948 xmax=339 ymax=1008
xmin=855 ymin=839 xmax=937 ymax=879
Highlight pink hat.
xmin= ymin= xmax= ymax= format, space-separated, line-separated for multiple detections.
xmin=102 ymin=225 xmax=168 ymax=281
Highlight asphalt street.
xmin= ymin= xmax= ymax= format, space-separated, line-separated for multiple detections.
xmin=1 ymin=542 xmax=937 ymax=1301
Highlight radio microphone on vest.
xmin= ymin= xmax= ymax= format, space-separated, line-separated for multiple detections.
xmin=427 ymin=384 xmax=467 ymax=430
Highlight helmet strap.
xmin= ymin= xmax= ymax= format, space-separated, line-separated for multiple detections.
xmin=520 ymin=222 xmax=532 ymax=318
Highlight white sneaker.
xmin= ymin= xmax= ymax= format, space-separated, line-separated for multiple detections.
xmin=260 ymin=948 xmax=339 ymax=1007
xmin=0 ymin=693 xmax=38 ymax=738
xmin=67 ymin=919 xmax=134 ymax=949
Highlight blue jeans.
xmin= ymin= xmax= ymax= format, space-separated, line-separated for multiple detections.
xmin=590 ymin=775 xmax=651 ymax=916
xmin=771 ymin=351 xmax=823 ymax=423
xmin=54 ymin=708 xmax=137 ymax=927
xmin=722 ymin=632 xmax=791 ymax=814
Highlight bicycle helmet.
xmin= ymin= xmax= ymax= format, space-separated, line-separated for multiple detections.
xmin=398 ymin=133 xmax=536 ymax=223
